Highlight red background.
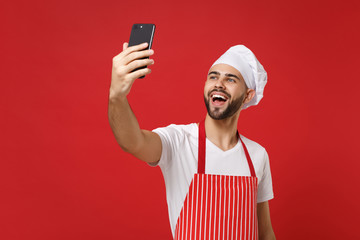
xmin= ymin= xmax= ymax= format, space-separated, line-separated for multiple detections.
xmin=1 ymin=0 xmax=359 ymax=239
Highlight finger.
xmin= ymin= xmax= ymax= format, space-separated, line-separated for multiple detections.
xmin=114 ymin=42 xmax=130 ymax=59
xmin=126 ymin=58 xmax=154 ymax=73
xmin=113 ymin=44 xmax=150 ymax=65
xmin=122 ymin=49 xmax=154 ymax=65
xmin=120 ymin=42 xmax=149 ymax=58
xmin=123 ymin=42 xmax=128 ymax=51
xmin=127 ymin=67 xmax=152 ymax=80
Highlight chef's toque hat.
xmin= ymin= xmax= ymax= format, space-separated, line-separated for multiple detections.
xmin=211 ymin=45 xmax=268 ymax=109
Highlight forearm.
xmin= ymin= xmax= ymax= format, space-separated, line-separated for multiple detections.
xmin=108 ymin=42 xmax=157 ymax=160
xmin=108 ymin=93 xmax=144 ymax=153
xmin=259 ymin=231 xmax=276 ymax=240
xmin=258 ymin=201 xmax=276 ymax=240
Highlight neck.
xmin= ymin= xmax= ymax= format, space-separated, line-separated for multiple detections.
xmin=204 ymin=112 xmax=240 ymax=151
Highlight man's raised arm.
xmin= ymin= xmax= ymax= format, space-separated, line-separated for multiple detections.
xmin=108 ymin=42 xmax=161 ymax=163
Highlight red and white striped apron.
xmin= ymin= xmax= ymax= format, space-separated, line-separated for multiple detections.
xmin=174 ymin=121 xmax=258 ymax=240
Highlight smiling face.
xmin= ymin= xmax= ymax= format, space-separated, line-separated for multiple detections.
xmin=204 ymin=64 xmax=248 ymax=120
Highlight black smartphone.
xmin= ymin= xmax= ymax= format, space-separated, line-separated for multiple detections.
xmin=128 ymin=23 xmax=156 ymax=78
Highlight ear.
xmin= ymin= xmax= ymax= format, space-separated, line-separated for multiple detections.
xmin=243 ymin=89 xmax=256 ymax=104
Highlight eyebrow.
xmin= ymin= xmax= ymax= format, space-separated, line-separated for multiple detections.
xmin=208 ymin=71 xmax=241 ymax=81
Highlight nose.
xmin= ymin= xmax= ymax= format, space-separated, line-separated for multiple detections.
xmin=214 ymin=78 xmax=226 ymax=89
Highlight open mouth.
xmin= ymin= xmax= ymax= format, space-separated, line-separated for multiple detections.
xmin=210 ymin=93 xmax=229 ymax=105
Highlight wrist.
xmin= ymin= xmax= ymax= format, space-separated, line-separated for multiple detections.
xmin=108 ymin=88 xmax=127 ymax=103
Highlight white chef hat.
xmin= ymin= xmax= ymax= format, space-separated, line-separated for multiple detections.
xmin=211 ymin=45 xmax=268 ymax=109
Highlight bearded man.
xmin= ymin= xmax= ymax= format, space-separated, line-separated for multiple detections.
xmin=108 ymin=42 xmax=276 ymax=240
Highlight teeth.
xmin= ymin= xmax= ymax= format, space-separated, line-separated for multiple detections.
xmin=212 ymin=94 xmax=227 ymax=100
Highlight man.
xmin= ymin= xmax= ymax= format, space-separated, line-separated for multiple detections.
xmin=108 ymin=42 xmax=276 ymax=240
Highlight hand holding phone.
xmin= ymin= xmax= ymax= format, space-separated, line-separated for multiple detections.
xmin=109 ymin=24 xmax=155 ymax=100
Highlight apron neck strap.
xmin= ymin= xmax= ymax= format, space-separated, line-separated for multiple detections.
xmin=198 ymin=120 xmax=256 ymax=177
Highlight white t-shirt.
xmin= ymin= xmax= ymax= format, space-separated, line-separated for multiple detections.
xmin=151 ymin=123 xmax=274 ymax=237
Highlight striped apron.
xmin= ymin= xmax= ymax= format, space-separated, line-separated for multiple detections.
xmin=174 ymin=120 xmax=258 ymax=240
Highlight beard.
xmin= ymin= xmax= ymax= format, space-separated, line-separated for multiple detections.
xmin=204 ymin=91 xmax=245 ymax=120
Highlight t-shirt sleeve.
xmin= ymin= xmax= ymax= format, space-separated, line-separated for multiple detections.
xmin=257 ymin=149 xmax=274 ymax=203
xmin=149 ymin=124 xmax=182 ymax=170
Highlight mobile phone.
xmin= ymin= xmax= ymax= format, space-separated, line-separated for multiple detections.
xmin=128 ymin=23 xmax=156 ymax=78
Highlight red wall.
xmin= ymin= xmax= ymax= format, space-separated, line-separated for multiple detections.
xmin=1 ymin=0 xmax=359 ymax=239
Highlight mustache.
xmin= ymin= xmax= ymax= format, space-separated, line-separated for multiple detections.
xmin=208 ymin=89 xmax=231 ymax=99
